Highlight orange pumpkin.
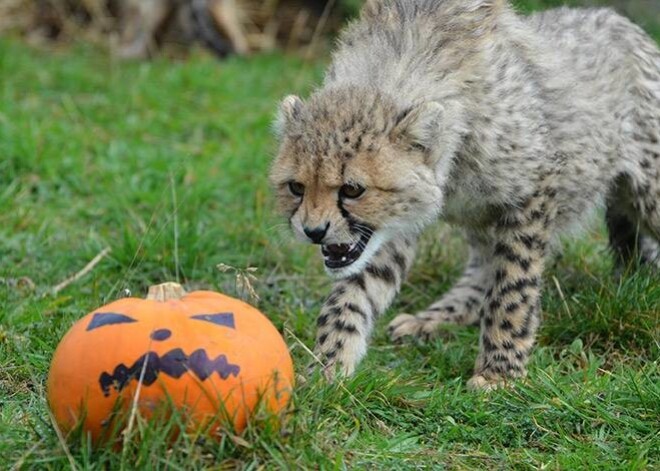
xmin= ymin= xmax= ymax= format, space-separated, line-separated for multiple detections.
xmin=47 ymin=282 xmax=294 ymax=444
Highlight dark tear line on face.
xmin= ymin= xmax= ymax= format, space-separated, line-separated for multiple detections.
xmin=98 ymin=349 xmax=241 ymax=397
xmin=336 ymin=193 xmax=374 ymax=237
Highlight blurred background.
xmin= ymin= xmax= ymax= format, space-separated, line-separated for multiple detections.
xmin=1 ymin=0 xmax=658 ymax=60
xmin=0 ymin=0 xmax=352 ymax=59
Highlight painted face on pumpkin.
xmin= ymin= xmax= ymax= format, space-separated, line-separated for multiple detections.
xmin=86 ymin=311 xmax=242 ymax=397
xmin=48 ymin=287 xmax=295 ymax=443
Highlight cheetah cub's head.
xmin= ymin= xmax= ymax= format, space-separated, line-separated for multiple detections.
xmin=270 ymin=87 xmax=447 ymax=278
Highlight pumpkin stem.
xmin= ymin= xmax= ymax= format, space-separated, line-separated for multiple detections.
xmin=146 ymin=282 xmax=187 ymax=301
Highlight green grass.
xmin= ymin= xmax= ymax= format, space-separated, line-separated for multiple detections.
xmin=1 ymin=3 xmax=660 ymax=468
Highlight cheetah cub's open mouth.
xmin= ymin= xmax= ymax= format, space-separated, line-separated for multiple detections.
xmin=321 ymin=232 xmax=372 ymax=269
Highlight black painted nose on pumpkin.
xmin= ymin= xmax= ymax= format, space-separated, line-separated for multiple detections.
xmin=150 ymin=329 xmax=172 ymax=341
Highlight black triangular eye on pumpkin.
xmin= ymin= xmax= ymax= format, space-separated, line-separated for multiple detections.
xmin=190 ymin=312 xmax=235 ymax=329
xmin=86 ymin=312 xmax=138 ymax=331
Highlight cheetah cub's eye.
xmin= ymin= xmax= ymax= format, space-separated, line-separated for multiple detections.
xmin=339 ymin=184 xmax=365 ymax=199
xmin=288 ymin=181 xmax=305 ymax=197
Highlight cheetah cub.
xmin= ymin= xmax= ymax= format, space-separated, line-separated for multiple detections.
xmin=270 ymin=0 xmax=660 ymax=389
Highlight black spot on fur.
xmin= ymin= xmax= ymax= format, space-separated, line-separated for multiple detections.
xmin=489 ymin=298 xmax=502 ymax=311
xmin=519 ymin=234 xmax=536 ymax=250
xmin=530 ymin=210 xmax=543 ymax=220
xmin=465 ymin=297 xmax=480 ymax=310
xmin=349 ymin=273 xmax=366 ymax=291
xmin=494 ymin=242 xmax=532 ymax=270
xmin=513 ymin=327 xmax=530 ymax=339
xmin=519 ymin=258 xmax=531 ymax=272
xmin=392 ymin=250 xmax=407 ymax=274
xmin=493 ymin=353 xmax=508 ymax=363
xmin=334 ymin=319 xmax=358 ymax=333
xmin=482 ymin=336 xmax=497 ymax=352
xmin=326 ymin=291 xmax=344 ymax=307
xmin=498 ymin=277 xmax=540 ymax=297
xmin=505 ymin=303 xmax=519 ymax=313
xmin=500 ymin=319 xmax=513 ymax=330
xmin=366 ymin=264 xmax=396 ymax=284
xmin=327 ymin=306 xmax=342 ymax=317
xmin=346 ymin=303 xmax=368 ymax=320
xmin=334 ymin=285 xmax=347 ymax=297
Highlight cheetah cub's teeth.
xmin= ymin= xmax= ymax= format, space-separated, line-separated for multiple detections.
xmin=321 ymin=233 xmax=372 ymax=269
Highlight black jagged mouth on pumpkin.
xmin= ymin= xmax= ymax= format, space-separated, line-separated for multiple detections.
xmin=321 ymin=231 xmax=372 ymax=269
xmin=98 ymin=348 xmax=241 ymax=397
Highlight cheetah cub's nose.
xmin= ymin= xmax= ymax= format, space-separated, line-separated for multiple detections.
xmin=304 ymin=225 xmax=329 ymax=244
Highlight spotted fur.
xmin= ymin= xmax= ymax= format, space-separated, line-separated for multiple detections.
xmin=270 ymin=0 xmax=660 ymax=388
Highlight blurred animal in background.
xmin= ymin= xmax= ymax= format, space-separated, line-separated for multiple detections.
xmin=118 ymin=0 xmax=249 ymax=59
xmin=0 ymin=0 xmax=343 ymax=59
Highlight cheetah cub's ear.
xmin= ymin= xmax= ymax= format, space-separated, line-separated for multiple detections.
xmin=274 ymin=95 xmax=304 ymax=138
xmin=391 ymin=102 xmax=444 ymax=154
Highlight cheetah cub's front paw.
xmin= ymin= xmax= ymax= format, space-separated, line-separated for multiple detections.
xmin=466 ymin=374 xmax=506 ymax=392
xmin=467 ymin=363 xmax=528 ymax=391
xmin=307 ymin=356 xmax=351 ymax=383
xmin=311 ymin=332 xmax=366 ymax=382
xmin=388 ymin=312 xmax=455 ymax=343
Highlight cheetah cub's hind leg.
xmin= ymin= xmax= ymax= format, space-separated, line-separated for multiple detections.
xmin=631 ymin=137 xmax=660 ymax=266
xmin=388 ymin=232 xmax=490 ymax=342
xmin=606 ymin=181 xmax=660 ymax=271
xmin=607 ymin=108 xmax=660 ymax=272
xmin=609 ymin=56 xmax=660 ymax=271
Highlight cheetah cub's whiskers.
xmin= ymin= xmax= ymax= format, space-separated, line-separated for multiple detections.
xmin=270 ymin=0 xmax=660 ymax=388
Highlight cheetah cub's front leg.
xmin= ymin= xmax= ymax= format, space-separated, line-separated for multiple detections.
xmin=314 ymin=236 xmax=417 ymax=379
xmin=468 ymin=194 xmax=554 ymax=390
xmin=388 ymin=232 xmax=489 ymax=342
